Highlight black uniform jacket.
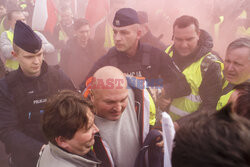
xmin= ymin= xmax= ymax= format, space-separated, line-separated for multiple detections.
xmin=0 ymin=61 xmax=75 ymax=167
xmin=80 ymin=42 xmax=191 ymax=99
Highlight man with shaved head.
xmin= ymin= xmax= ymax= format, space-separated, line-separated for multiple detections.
xmin=87 ymin=66 xmax=161 ymax=167
xmin=90 ymin=66 xmax=128 ymax=121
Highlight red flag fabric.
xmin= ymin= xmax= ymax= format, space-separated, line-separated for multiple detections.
xmin=32 ymin=0 xmax=57 ymax=34
xmin=85 ymin=0 xmax=109 ymax=27
xmin=44 ymin=0 xmax=57 ymax=33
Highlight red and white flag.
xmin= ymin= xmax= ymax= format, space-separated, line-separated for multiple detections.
xmin=32 ymin=0 xmax=57 ymax=34
xmin=85 ymin=0 xmax=109 ymax=28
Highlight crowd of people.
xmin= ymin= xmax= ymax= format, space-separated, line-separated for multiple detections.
xmin=0 ymin=0 xmax=249 ymax=167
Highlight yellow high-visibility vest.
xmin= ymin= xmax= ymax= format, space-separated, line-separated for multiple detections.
xmin=58 ymin=28 xmax=68 ymax=42
xmin=104 ymin=22 xmax=114 ymax=50
xmin=214 ymin=16 xmax=224 ymax=41
xmin=6 ymin=31 xmax=19 ymax=70
xmin=18 ymin=0 xmax=27 ymax=10
xmin=236 ymin=10 xmax=250 ymax=38
xmin=0 ymin=16 xmax=7 ymax=35
xmin=236 ymin=26 xmax=250 ymax=38
xmin=216 ymin=80 xmax=235 ymax=110
xmin=165 ymin=45 xmax=224 ymax=120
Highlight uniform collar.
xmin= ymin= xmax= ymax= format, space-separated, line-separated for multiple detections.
xmin=17 ymin=61 xmax=48 ymax=81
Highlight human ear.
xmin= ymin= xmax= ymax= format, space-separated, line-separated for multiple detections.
xmin=55 ymin=136 xmax=69 ymax=149
xmin=89 ymin=90 xmax=95 ymax=103
xmin=12 ymin=51 xmax=17 ymax=58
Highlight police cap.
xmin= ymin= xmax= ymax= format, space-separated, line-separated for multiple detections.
xmin=13 ymin=20 xmax=42 ymax=54
xmin=113 ymin=8 xmax=139 ymax=27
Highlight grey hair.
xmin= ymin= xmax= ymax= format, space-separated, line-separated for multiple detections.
xmin=226 ymin=38 xmax=250 ymax=59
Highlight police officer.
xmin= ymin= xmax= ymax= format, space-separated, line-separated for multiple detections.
xmin=80 ymin=8 xmax=190 ymax=101
xmin=137 ymin=11 xmax=167 ymax=51
xmin=0 ymin=10 xmax=55 ymax=71
xmin=0 ymin=21 xmax=75 ymax=167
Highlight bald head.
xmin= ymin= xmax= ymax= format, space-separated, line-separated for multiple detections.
xmin=90 ymin=66 xmax=128 ymax=121
xmin=91 ymin=66 xmax=127 ymax=90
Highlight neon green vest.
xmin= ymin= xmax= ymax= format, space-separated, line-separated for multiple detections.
xmin=236 ymin=26 xmax=250 ymax=38
xmin=104 ymin=22 xmax=114 ymax=50
xmin=216 ymin=80 xmax=235 ymax=110
xmin=18 ymin=0 xmax=27 ymax=10
xmin=0 ymin=16 xmax=7 ymax=35
xmin=6 ymin=31 xmax=19 ymax=70
xmin=236 ymin=10 xmax=250 ymax=38
xmin=214 ymin=16 xmax=224 ymax=41
xmin=57 ymin=28 xmax=69 ymax=63
xmin=165 ymin=45 xmax=223 ymax=120
xmin=58 ymin=29 xmax=68 ymax=41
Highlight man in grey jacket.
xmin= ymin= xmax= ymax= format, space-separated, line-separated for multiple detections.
xmin=37 ymin=90 xmax=100 ymax=167
xmin=0 ymin=10 xmax=55 ymax=71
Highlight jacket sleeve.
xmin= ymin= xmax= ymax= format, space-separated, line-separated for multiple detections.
xmin=35 ymin=31 xmax=55 ymax=54
xmin=159 ymin=52 xmax=191 ymax=99
xmin=198 ymin=62 xmax=223 ymax=111
xmin=0 ymin=81 xmax=43 ymax=159
xmin=0 ymin=31 xmax=13 ymax=59
xmin=56 ymin=67 xmax=76 ymax=91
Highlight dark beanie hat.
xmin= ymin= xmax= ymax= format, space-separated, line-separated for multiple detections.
xmin=113 ymin=8 xmax=139 ymax=27
xmin=13 ymin=20 xmax=42 ymax=53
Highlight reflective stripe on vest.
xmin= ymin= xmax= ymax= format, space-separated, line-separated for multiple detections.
xmin=0 ymin=16 xmax=6 ymax=35
xmin=6 ymin=31 xmax=19 ymax=70
xmin=169 ymin=105 xmax=189 ymax=117
xmin=165 ymin=45 xmax=223 ymax=119
xmin=104 ymin=22 xmax=114 ymax=50
xmin=148 ymin=89 xmax=156 ymax=126
xmin=216 ymin=80 xmax=235 ymax=110
xmin=143 ymin=89 xmax=151 ymax=141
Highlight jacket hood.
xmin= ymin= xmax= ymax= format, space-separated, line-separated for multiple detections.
xmin=195 ymin=29 xmax=214 ymax=60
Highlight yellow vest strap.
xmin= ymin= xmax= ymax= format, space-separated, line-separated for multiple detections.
xmin=6 ymin=31 xmax=14 ymax=44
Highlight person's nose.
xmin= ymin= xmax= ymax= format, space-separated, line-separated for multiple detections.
xmin=225 ymin=63 xmax=234 ymax=72
xmin=82 ymin=32 xmax=88 ymax=39
xmin=113 ymin=103 xmax=123 ymax=112
xmin=114 ymin=32 xmax=121 ymax=41
xmin=180 ymin=41 xmax=188 ymax=48
xmin=33 ymin=56 xmax=40 ymax=64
